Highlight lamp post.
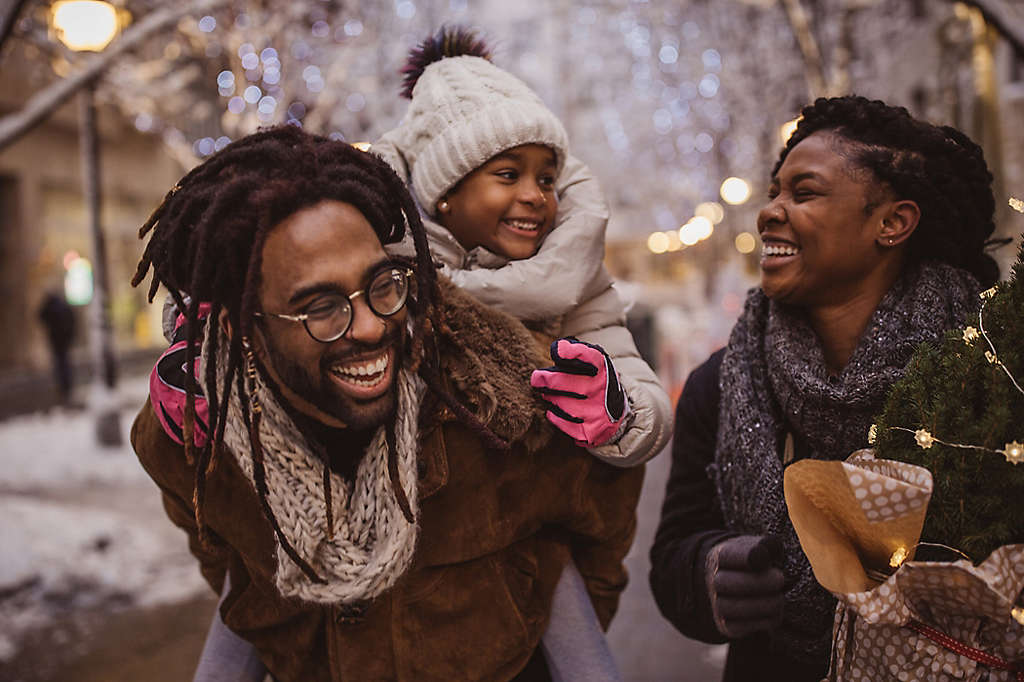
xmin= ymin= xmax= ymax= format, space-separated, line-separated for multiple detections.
xmin=51 ymin=0 xmax=127 ymax=445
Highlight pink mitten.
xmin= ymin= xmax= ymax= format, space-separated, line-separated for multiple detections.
xmin=530 ymin=337 xmax=630 ymax=446
xmin=150 ymin=303 xmax=211 ymax=446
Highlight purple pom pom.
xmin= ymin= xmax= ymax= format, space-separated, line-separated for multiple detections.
xmin=400 ymin=25 xmax=492 ymax=99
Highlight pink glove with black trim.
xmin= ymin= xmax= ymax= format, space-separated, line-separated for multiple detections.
xmin=530 ymin=337 xmax=631 ymax=447
xmin=149 ymin=303 xmax=211 ymax=447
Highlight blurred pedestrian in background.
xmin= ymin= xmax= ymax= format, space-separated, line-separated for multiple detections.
xmin=37 ymin=289 xmax=76 ymax=405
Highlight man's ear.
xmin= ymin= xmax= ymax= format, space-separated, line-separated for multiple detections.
xmin=878 ymin=199 xmax=920 ymax=247
xmin=219 ymin=308 xmax=233 ymax=340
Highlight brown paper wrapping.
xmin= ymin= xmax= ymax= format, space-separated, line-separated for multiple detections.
xmin=784 ymin=450 xmax=1024 ymax=681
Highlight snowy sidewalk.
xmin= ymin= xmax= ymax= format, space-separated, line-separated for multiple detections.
xmin=0 ymin=376 xmax=208 ymax=668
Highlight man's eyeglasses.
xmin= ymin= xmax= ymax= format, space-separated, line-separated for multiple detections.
xmin=256 ymin=267 xmax=413 ymax=343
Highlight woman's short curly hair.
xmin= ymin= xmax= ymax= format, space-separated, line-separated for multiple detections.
xmin=776 ymin=95 xmax=999 ymax=287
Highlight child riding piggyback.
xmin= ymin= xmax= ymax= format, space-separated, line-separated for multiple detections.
xmin=374 ymin=27 xmax=670 ymax=466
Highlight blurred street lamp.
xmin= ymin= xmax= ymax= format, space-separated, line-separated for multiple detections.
xmin=51 ymin=1 xmax=128 ymax=446
xmin=720 ymin=177 xmax=751 ymax=205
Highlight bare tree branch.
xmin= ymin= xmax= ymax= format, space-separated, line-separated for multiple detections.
xmin=0 ymin=0 xmax=29 ymax=57
xmin=779 ymin=0 xmax=828 ymax=99
xmin=0 ymin=0 xmax=229 ymax=152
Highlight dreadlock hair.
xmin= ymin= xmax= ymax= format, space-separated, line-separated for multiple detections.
xmin=399 ymin=24 xmax=492 ymax=99
xmin=775 ymin=95 xmax=1001 ymax=287
xmin=133 ymin=124 xmax=508 ymax=583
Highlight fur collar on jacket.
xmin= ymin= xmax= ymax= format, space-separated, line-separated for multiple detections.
xmin=202 ymin=275 xmax=553 ymax=605
xmin=431 ymin=275 xmax=553 ymax=450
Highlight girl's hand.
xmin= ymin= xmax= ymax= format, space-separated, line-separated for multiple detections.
xmin=530 ymin=337 xmax=630 ymax=447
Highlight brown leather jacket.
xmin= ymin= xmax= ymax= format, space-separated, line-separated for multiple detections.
xmin=131 ymin=281 xmax=644 ymax=681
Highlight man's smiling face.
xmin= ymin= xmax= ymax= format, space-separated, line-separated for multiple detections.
xmin=256 ymin=200 xmax=407 ymax=430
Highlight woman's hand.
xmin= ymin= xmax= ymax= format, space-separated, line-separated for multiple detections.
xmin=530 ymin=337 xmax=631 ymax=447
xmin=704 ymin=535 xmax=785 ymax=639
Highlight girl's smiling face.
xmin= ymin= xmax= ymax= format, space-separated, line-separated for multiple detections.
xmin=436 ymin=144 xmax=558 ymax=261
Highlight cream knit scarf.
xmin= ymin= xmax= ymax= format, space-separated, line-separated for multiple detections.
xmin=206 ymin=327 xmax=425 ymax=605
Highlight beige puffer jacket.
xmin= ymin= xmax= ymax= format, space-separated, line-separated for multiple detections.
xmin=374 ymin=135 xmax=670 ymax=467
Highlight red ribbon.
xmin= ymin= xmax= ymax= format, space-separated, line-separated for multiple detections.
xmin=908 ymin=619 xmax=1024 ymax=681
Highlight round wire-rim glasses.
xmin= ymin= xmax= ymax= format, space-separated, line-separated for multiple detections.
xmin=255 ymin=266 xmax=413 ymax=343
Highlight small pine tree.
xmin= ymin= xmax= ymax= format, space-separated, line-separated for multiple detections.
xmin=873 ymin=239 xmax=1024 ymax=561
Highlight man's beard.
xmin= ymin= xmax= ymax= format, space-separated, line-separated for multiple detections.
xmin=262 ymin=326 xmax=405 ymax=431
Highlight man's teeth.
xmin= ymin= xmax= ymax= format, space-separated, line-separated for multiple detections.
xmin=331 ymin=354 xmax=388 ymax=381
xmin=762 ymin=244 xmax=800 ymax=257
xmin=506 ymin=219 xmax=539 ymax=232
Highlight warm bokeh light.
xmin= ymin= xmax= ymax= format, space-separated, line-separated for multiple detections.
xmin=51 ymin=1 xmax=120 ymax=52
xmin=679 ymin=221 xmax=700 ymax=246
xmin=647 ymin=231 xmax=669 ymax=254
xmin=695 ymin=201 xmax=725 ymax=224
xmin=720 ymin=177 xmax=751 ymax=205
xmin=779 ymin=117 xmax=800 ymax=146
xmin=690 ymin=216 xmax=713 ymax=241
xmin=665 ymin=230 xmax=683 ymax=252
xmin=351 ymin=141 xmax=372 ymax=152
xmin=734 ymin=231 xmax=757 ymax=254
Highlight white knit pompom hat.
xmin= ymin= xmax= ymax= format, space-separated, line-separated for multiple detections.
xmin=398 ymin=55 xmax=569 ymax=216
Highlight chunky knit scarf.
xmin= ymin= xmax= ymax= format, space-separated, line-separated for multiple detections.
xmin=206 ymin=327 xmax=426 ymax=606
xmin=713 ymin=261 xmax=979 ymax=664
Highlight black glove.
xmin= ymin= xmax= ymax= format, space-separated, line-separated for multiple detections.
xmin=704 ymin=534 xmax=785 ymax=639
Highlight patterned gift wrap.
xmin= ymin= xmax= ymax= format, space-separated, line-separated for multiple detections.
xmin=784 ymin=452 xmax=1024 ymax=681
xmin=829 ymin=546 xmax=1024 ymax=681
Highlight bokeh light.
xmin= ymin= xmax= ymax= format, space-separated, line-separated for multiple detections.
xmin=720 ymin=177 xmax=751 ymax=205
xmin=647 ymin=232 xmax=670 ymax=254
xmin=735 ymin=232 xmax=757 ymax=254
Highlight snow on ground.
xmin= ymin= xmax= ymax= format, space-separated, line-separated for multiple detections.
xmin=0 ymin=376 xmax=207 ymax=661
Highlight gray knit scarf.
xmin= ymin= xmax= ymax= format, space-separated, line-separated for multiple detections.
xmin=713 ymin=260 xmax=979 ymax=664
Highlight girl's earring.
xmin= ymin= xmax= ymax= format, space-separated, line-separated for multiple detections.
xmin=438 ymin=200 xmax=449 ymax=213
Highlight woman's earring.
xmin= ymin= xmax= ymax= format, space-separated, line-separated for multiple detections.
xmin=887 ymin=238 xmax=894 ymax=245
xmin=438 ymin=200 xmax=449 ymax=213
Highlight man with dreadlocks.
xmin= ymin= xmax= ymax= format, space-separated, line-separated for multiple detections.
xmin=130 ymin=124 xmax=642 ymax=681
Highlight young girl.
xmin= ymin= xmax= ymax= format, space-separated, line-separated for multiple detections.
xmin=373 ymin=26 xmax=670 ymax=467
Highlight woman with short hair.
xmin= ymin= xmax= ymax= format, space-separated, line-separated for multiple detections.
xmin=649 ymin=95 xmax=1001 ymax=681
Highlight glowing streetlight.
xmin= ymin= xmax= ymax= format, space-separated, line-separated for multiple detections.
xmin=735 ymin=232 xmax=757 ymax=254
xmin=720 ymin=177 xmax=751 ymax=205
xmin=51 ymin=1 xmax=122 ymax=51
xmin=50 ymin=0 xmax=129 ymax=445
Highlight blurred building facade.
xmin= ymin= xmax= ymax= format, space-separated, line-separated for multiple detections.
xmin=0 ymin=46 xmax=182 ymax=377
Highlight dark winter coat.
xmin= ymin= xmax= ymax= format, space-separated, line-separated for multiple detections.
xmin=132 ymin=280 xmax=643 ymax=682
xmin=648 ymin=349 xmax=827 ymax=682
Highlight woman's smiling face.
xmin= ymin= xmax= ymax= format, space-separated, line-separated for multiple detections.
xmin=757 ymin=131 xmax=894 ymax=309
xmin=436 ymin=144 xmax=558 ymax=261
